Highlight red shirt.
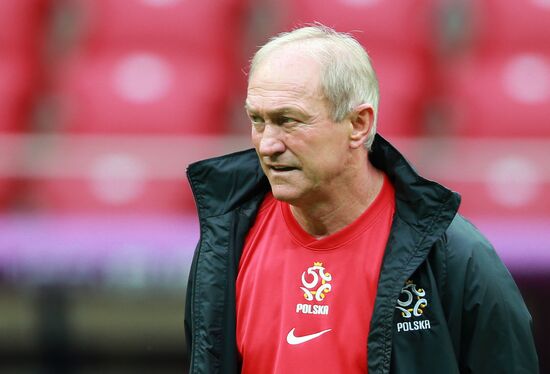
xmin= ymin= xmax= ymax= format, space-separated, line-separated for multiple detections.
xmin=236 ymin=175 xmax=395 ymax=373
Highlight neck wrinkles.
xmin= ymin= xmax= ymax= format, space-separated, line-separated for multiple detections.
xmin=289 ymin=163 xmax=385 ymax=239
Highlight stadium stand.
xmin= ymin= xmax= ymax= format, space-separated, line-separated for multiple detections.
xmin=30 ymin=0 xmax=250 ymax=213
xmin=35 ymin=175 xmax=194 ymax=214
xmin=409 ymin=138 xmax=550 ymax=218
xmin=55 ymin=50 xmax=232 ymax=134
xmin=0 ymin=57 xmax=35 ymax=133
xmin=441 ymin=0 xmax=550 ymax=137
xmin=75 ymin=0 xmax=247 ymax=59
xmin=27 ymin=136 xmax=197 ymax=214
xmin=0 ymin=0 xmax=50 ymax=209
xmin=441 ymin=51 xmax=550 ymax=138
xmin=53 ymin=0 xmax=248 ymax=134
xmin=431 ymin=0 xmax=550 ymax=222
xmin=469 ymin=0 xmax=550 ymax=54
xmin=0 ymin=0 xmax=49 ymax=133
xmin=0 ymin=0 xmax=50 ymax=56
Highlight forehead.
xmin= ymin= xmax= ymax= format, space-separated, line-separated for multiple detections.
xmin=246 ymin=44 xmax=324 ymax=110
xmin=251 ymin=43 xmax=321 ymax=83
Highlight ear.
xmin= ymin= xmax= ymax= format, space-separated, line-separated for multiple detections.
xmin=349 ymin=104 xmax=374 ymax=149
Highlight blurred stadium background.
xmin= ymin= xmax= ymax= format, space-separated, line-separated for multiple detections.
xmin=0 ymin=0 xmax=548 ymax=372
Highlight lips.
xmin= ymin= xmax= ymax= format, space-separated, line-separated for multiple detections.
xmin=265 ymin=164 xmax=298 ymax=174
xmin=269 ymin=165 xmax=297 ymax=172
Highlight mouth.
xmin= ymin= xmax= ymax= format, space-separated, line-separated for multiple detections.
xmin=268 ymin=165 xmax=298 ymax=173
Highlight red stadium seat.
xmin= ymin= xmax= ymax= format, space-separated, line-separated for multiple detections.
xmin=453 ymin=178 xmax=550 ymax=219
xmin=23 ymin=133 xmax=251 ymax=214
xmin=0 ymin=56 xmax=35 ymax=133
xmin=470 ymin=0 xmax=550 ymax=54
xmin=30 ymin=150 xmax=195 ymax=214
xmin=428 ymin=141 xmax=550 ymax=219
xmin=405 ymin=138 xmax=550 ymax=220
xmin=0 ymin=181 xmax=13 ymax=209
xmin=443 ymin=52 xmax=550 ymax=137
xmin=279 ymin=0 xmax=437 ymax=55
xmin=0 ymin=0 xmax=49 ymax=209
xmin=34 ymin=177 xmax=194 ymax=214
xmin=0 ymin=0 xmax=49 ymax=56
xmin=54 ymin=50 xmax=232 ymax=134
xmin=77 ymin=0 xmax=247 ymax=59
xmin=374 ymin=52 xmax=433 ymax=137
xmin=48 ymin=0 xmax=251 ymax=136
xmin=0 ymin=177 xmax=18 ymax=210
xmin=0 ymin=135 xmax=25 ymax=210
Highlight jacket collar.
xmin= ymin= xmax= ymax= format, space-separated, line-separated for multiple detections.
xmin=187 ymin=148 xmax=269 ymax=219
xmin=370 ymin=135 xmax=460 ymax=232
xmin=366 ymin=135 xmax=460 ymax=373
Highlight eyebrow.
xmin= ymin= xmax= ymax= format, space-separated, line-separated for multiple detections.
xmin=244 ymin=104 xmax=311 ymax=120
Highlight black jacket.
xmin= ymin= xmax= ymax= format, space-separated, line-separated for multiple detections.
xmin=185 ymin=135 xmax=538 ymax=373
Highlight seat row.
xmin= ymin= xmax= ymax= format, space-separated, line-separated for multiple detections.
xmin=1 ymin=0 xmax=550 ymax=214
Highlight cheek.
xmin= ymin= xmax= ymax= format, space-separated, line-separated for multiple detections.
xmin=251 ymin=129 xmax=261 ymax=149
xmin=312 ymin=147 xmax=348 ymax=177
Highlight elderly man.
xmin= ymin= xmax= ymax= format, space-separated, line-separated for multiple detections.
xmin=185 ymin=25 xmax=538 ymax=373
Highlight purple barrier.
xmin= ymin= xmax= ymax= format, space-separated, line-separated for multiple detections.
xmin=0 ymin=214 xmax=199 ymax=286
xmin=475 ymin=217 xmax=550 ymax=274
xmin=0 ymin=214 xmax=548 ymax=285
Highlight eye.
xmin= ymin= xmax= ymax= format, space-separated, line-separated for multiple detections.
xmin=248 ymin=114 xmax=263 ymax=123
xmin=278 ymin=116 xmax=298 ymax=126
xmin=249 ymin=115 xmax=266 ymax=132
xmin=248 ymin=114 xmax=265 ymax=127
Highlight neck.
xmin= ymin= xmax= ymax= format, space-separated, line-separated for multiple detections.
xmin=290 ymin=160 xmax=385 ymax=239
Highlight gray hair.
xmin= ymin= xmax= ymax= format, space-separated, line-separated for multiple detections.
xmin=249 ymin=24 xmax=380 ymax=150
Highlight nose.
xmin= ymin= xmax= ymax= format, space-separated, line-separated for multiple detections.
xmin=256 ymin=123 xmax=286 ymax=157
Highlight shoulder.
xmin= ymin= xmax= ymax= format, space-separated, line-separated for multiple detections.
xmin=432 ymin=214 xmax=526 ymax=311
xmin=427 ymin=213 xmax=520 ymax=308
xmin=438 ymin=214 xmax=504 ymax=273
xmin=431 ymin=218 xmax=539 ymax=372
xmin=445 ymin=214 xmax=492 ymax=252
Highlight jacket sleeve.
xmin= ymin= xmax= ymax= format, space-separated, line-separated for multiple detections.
xmin=444 ymin=216 xmax=539 ymax=374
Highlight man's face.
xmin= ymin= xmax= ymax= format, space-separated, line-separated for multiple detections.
xmin=246 ymin=46 xmax=354 ymax=206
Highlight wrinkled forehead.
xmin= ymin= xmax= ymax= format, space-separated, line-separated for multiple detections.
xmin=246 ymin=59 xmax=326 ymax=115
xmin=248 ymin=43 xmax=323 ymax=92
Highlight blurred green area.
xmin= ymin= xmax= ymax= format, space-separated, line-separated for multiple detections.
xmin=0 ymin=285 xmax=188 ymax=373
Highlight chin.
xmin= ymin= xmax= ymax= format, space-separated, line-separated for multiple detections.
xmin=270 ymin=186 xmax=302 ymax=204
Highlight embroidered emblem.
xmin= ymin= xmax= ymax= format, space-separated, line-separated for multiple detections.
xmin=300 ymin=262 xmax=332 ymax=301
xmin=395 ymin=280 xmax=431 ymax=333
xmin=396 ymin=280 xmax=427 ymax=318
